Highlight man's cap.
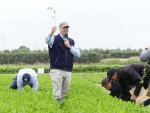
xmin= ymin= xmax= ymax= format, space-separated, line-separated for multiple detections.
xmin=59 ymin=22 xmax=70 ymax=28
xmin=107 ymin=68 xmax=117 ymax=82
xmin=22 ymin=73 xmax=31 ymax=86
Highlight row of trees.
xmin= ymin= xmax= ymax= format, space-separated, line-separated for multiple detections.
xmin=0 ymin=46 xmax=143 ymax=64
xmin=0 ymin=46 xmax=143 ymax=54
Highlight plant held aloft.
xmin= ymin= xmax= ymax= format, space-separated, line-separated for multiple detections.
xmin=47 ymin=7 xmax=57 ymax=26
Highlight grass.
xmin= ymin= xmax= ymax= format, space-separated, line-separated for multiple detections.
xmin=98 ymin=73 xmax=107 ymax=78
xmin=0 ymin=73 xmax=149 ymax=112
xmin=83 ymin=73 xmax=102 ymax=84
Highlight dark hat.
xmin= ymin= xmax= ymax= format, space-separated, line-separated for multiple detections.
xmin=22 ymin=73 xmax=31 ymax=86
xmin=107 ymin=68 xmax=117 ymax=82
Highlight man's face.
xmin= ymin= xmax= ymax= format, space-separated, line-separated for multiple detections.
xmin=59 ymin=26 xmax=69 ymax=36
xmin=103 ymin=82 xmax=111 ymax=90
xmin=112 ymin=73 xmax=119 ymax=81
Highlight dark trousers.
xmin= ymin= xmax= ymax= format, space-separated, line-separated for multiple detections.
xmin=124 ymin=82 xmax=150 ymax=106
xmin=143 ymin=79 xmax=150 ymax=106
xmin=10 ymin=76 xmax=33 ymax=90
xmin=10 ymin=76 xmax=18 ymax=90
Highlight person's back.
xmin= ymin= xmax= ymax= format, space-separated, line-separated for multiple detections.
xmin=120 ymin=63 xmax=144 ymax=77
xmin=17 ymin=69 xmax=38 ymax=85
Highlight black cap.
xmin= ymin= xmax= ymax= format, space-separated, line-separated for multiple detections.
xmin=107 ymin=68 xmax=117 ymax=82
xmin=22 ymin=73 xmax=31 ymax=86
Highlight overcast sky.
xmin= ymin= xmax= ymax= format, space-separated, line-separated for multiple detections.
xmin=0 ymin=0 xmax=150 ymax=51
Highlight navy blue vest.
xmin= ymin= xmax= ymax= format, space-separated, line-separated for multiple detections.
xmin=48 ymin=34 xmax=75 ymax=72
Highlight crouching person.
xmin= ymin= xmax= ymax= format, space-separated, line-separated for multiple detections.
xmin=102 ymin=77 xmax=150 ymax=106
xmin=10 ymin=68 xmax=38 ymax=91
xmin=102 ymin=77 xmax=133 ymax=101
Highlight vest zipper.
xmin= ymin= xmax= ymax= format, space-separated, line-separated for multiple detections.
xmin=55 ymin=56 xmax=58 ymax=65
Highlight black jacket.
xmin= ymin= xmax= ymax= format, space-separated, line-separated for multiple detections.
xmin=110 ymin=81 xmax=120 ymax=98
xmin=117 ymin=63 xmax=150 ymax=100
xmin=110 ymin=81 xmax=134 ymax=100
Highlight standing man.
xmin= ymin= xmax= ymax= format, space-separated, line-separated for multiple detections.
xmin=106 ymin=63 xmax=150 ymax=101
xmin=10 ymin=68 xmax=38 ymax=91
xmin=45 ymin=22 xmax=81 ymax=102
xmin=140 ymin=46 xmax=150 ymax=65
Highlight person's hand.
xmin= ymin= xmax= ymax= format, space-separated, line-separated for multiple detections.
xmin=64 ymin=39 xmax=71 ymax=48
xmin=130 ymin=94 xmax=137 ymax=100
xmin=49 ymin=26 xmax=57 ymax=37
xmin=51 ymin=26 xmax=57 ymax=33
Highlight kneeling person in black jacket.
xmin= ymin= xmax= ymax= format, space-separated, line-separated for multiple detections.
xmin=102 ymin=77 xmax=132 ymax=101
xmin=107 ymin=63 xmax=150 ymax=101
xmin=102 ymin=77 xmax=150 ymax=106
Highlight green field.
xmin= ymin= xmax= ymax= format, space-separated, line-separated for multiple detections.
xmin=0 ymin=73 xmax=149 ymax=113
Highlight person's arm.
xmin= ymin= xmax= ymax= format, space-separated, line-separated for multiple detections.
xmin=140 ymin=47 xmax=150 ymax=62
xmin=32 ymin=78 xmax=38 ymax=91
xmin=109 ymin=89 xmax=120 ymax=98
xmin=17 ymin=79 xmax=24 ymax=91
xmin=45 ymin=35 xmax=54 ymax=48
xmin=69 ymin=42 xmax=81 ymax=58
xmin=127 ymin=68 xmax=142 ymax=96
xmin=110 ymin=81 xmax=121 ymax=98
xmin=118 ymin=81 xmax=127 ymax=100
xmin=64 ymin=39 xmax=81 ymax=57
xmin=45 ymin=26 xmax=57 ymax=48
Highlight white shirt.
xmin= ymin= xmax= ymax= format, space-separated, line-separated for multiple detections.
xmin=17 ymin=68 xmax=38 ymax=91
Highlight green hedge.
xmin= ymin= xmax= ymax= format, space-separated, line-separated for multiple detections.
xmin=74 ymin=52 xmax=101 ymax=64
xmin=0 ymin=52 xmax=101 ymax=65
xmin=0 ymin=53 xmax=49 ymax=65
xmin=111 ymin=51 xmax=140 ymax=58
xmin=0 ymin=65 xmax=124 ymax=74
xmin=0 ymin=51 xmax=141 ymax=65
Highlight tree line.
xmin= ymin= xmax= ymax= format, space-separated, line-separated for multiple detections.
xmin=0 ymin=46 xmax=143 ymax=65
